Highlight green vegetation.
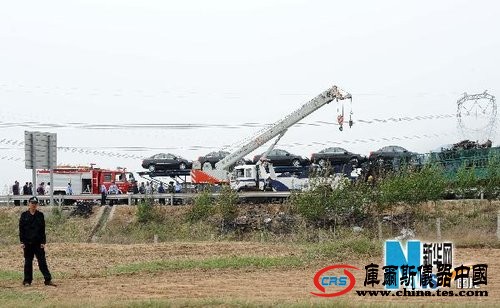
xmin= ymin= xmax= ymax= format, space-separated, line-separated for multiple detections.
xmin=0 ymin=270 xmax=23 ymax=281
xmin=376 ymin=164 xmax=447 ymax=210
xmin=454 ymin=163 xmax=478 ymax=199
xmin=1 ymin=159 xmax=499 ymax=248
xmin=136 ymin=200 xmax=159 ymax=223
xmin=214 ymin=185 xmax=239 ymax=231
xmin=485 ymin=154 xmax=500 ymax=200
xmin=187 ymin=188 xmax=214 ymax=222
xmin=109 ymin=255 xmax=304 ymax=275
xmin=0 ymin=289 xmax=46 ymax=306
xmin=303 ymin=237 xmax=380 ymax=260
xmin=0 ymin=211 xmax=19 ymax=245
xmin=292 ymin=163 xmax=447 ymax=230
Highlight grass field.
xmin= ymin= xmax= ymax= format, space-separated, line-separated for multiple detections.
xmin=0 ymin=203 xmax=498 ymax=307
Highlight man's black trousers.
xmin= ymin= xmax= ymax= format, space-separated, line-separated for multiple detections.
xmin=101 ymin=192 xmax=106 ymax=206
xmin=23 ymin=243 xmax=52 ymax=283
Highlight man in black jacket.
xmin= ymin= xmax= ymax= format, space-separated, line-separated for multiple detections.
xmin=12 ymin=181 xmax=20 ymax=206
xmin=22 ymin=182 xmax=29 ymax=205
xmin=19 ymin=197 xmax=56 ymax=286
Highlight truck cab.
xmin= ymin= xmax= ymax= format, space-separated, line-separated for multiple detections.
xmin=97 ymin=171 xmax=135 ymax=193
xmin=231 ymin=164 xmax=309 ymax=192
xmin=231 ymin=165 xmax=260 ymax=191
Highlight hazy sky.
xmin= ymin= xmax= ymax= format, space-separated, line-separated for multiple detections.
xmin=1 ymin=0 xmax=499 ymax=190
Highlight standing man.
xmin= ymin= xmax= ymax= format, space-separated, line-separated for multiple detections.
xmin=19 ymin=196 xmax=56 ymax=286
xmin=12 ymin=181 xmax=20 ymax=206
xmin=108 ymin=181 xmax=119 ymax=206
xmin=65 ymin=183 xmax=73 ymax=205
xmin=139 ymin=182 xmax=146 ymax=194
xmin=22 ymin=182 xmax=29 ymax=206
xmin=132 ymin=181 xmax=139 ymax=205
xmin=100 ymin=184 xmax=107 ymax=206
xmin=37 ymin=182 xmax=45 ymax=205
xmin=145 ymin=182 xmax=152 ymax=195
xmin=45 ymin=182 xmax=51 ymax=205
xmin=65 ymin=183 xmax=73 ymax=195
xmin=158 ymin=182 xmax=166 ymax=205
xmin=45 ymin=182 xmax=51 ymax=195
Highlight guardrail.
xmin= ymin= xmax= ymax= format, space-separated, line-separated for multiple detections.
xmin=0 ymin=191 xmax=292 ymax=206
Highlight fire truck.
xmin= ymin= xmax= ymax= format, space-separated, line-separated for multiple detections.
xmin=37 ymin=165 xmax=135 ymax=195
xmin=191 ymin=85 xmax=352 ymax=191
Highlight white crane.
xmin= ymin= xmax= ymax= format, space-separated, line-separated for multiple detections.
xmin=191 ymin=85 xmax=352 ymax=184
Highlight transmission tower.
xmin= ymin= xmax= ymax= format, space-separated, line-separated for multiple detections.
xmin=457 ymin=90 xmax=497 ymax=142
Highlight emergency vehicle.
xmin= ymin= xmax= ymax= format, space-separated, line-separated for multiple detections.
xmin=37 ymin=165 xmax=135 ymax=195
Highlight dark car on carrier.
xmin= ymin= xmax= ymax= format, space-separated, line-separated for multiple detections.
xmin=310 ymin=147 xmax=366 ymax=167
xmin=197 ymin=151 xmax=231 ymax=169
xmin=368 ymin=145 xmax=417 ymax=165
xmin=141 ymin=153 xmax=192 ymax=172
xmin=252 ymin=149 xmax=309 ymax=167
xmin=197 ymin=151 xmax=250 ymax=169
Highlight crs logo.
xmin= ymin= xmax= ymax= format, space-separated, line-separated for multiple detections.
xmin=311 ymin=264 xmax=359 ymax=297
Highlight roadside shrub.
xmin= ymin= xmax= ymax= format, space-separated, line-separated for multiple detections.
xmin=454 ymin=162 xmax=478 ymax=199
xmin=335 ymin=180 xmax=372 ymax=226
xmin=485 ymin=154 xmax=500 ymax=200
xmin=292 ymin=175 xmax=374 ymax=229
xmin=187 ymin=189 xmax=214 ymax=222
xmin=136 ymin=200 xmax=156 ymax=223
xmin=50 ymin=206 xmax=66 ymax=224
xmin=214 ymin=185 xmax=238 ymax=231
xmin=416 ymin=164 xmax=447 ymax=203
xmin=291 ymin=183 xmax=330 ymax=226
xmin=376 ymin=164 xmax=446 ymax=208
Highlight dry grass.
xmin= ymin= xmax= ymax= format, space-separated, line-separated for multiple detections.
xmin=0 ymin=243 xmax=498 ymax=307
xmin=0 ymin=201 xmax=499 ymax=306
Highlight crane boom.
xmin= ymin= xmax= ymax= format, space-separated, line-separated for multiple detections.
xmin=215 ymin=85 xmax=351 ymax=170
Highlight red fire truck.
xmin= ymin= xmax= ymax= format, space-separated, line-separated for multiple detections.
xmin=37 ymin=165 xmax=135 ymax=195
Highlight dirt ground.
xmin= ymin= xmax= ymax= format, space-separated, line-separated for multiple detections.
xmin=0 ymin=242 xmax=498 ymax=306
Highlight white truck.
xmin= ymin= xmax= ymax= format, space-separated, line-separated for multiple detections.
xmin=190 ymin=85 xmax=352 ymax=191
xmin=230 ymin=163 xmax=310 ymax=192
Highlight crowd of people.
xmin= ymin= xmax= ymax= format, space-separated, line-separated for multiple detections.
xmin=11 ymin=181 xmax=53 ymax=206
xmin=11 ymin=179 xmax=182 ymax=206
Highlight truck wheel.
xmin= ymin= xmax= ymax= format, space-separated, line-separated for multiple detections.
xmin=292 ymin=159 xmax=301 ymax=167
xmin=179 ymin=162 xmax=187 ymax=169
xmin=318 ymin=159 xmax=326 ymax=167
xmin=148 ymin=165 xmax=155 ymax=172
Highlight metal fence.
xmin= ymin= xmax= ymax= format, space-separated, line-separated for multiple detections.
xmin=0 ymin=191 xmax=292 ymax=206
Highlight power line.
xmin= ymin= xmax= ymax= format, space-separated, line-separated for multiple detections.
xmin=0 ymin=82 xmax=464 ymax=99
xmin=0 ymin=131 xmax=463 ymax=162
xmin=0 ymin=113 xmax=458 ymax=131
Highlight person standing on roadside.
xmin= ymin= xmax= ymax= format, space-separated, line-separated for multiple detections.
xmin=19 ymin=196 xmax=56 ymax=287
xmin=158 ymin=182 xmax=166 ymax=205
xmin=65 ymin=183 xmax=73 ymax=205
xmin=100 ymin=184 xmax=107 ymax=206
xmin=45 ymin=182 xmax=51 ymax=205
xmin=65 ymin=183 xmax=73 ymax=195
xmin=13 ymin=181 xmax=20 ymax=206
xmin=22 ymin=182 xmax=29 ymax=205
xmin=108 ymin=181 xmax=119 ymax=206
xmin=139 ymin=182 xmax=146 ymax=194
xmin=36 ymin=182 xmax=45 ymax=205
xmin=45 ymin=182 xmax=51 ymax=196
xmin=132 ymin=181 xmax=139 ymax=205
